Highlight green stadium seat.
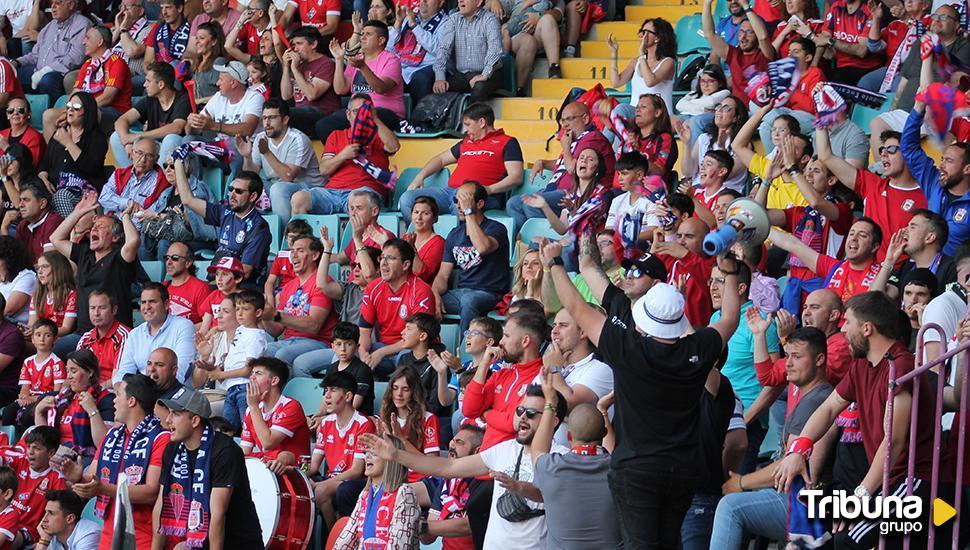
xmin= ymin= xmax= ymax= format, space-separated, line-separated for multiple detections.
xmin=81 ymin=498 xmax=104 ymax=527
xmin=263 ymin=213 xmax=281 ymax=255
xmin=434 ymin=214 xmax=459 ymax=239
xmin=141 ymin=260 xmax=165 ymax=282
xmin=851 ymin=93 xmax=894 ymax=135
xmin=518 ymin=218 xmax=564 ymax=247
xmin=202 ymin=167 xmax=223 ymax=199
xmin=440 ymin=323 xmax=460 ymax=355
xmin=291 ymin=214 xmax=341 ymax=247
xmin=484 ymin=214 xmax=515 ymax=262
xmin=675 ymin=15 xmax=710 ymax=56
xmin=54 ymin=95 xmax=68 ymax=108
xmin=514 ymin=168 xmax=553 ymax=197
xmin=281 ymin=377 xmax=322 ymax=416
xmin=377 ymin=212 xmax=401 ymax=236
xmin=495 ymin=53 xmax=517 ymax=97
xmin=25 ymin=94 xmax=48 ymax=131
xmin=0 ymin=426 xmax=14 ymax=445
xmin=194 ymin=260 xmax=211 ymax=275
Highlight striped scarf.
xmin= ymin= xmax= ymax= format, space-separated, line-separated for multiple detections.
xmin=160 ymin=424 xmax=214 ymax=548
xmin=94 ymin=415 xmax=165 ymax=519
xmin=351 ymin=100 xmax=396 ymax=190
xmin=393 ymin=11 xmax=446 ymax=67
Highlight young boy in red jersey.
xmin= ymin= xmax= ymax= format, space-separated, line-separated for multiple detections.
xmin=0 ymin=426 xmax=66 ymax=544
xmin=310 ymin=371 xmax=375 ymax=529
xmin=3 ymin=319 xmax=65 ymax=428
xmin=0 ymin=467 xmax=22 ymax=550
xmin=240 ymin=357 xmax=311 ymax=467
xmin=264 ymin=218 xmax=313 ymax=312
xmin=198 ymin=257 xmax=245 ymax=333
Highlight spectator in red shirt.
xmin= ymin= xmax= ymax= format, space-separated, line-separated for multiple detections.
xmin=162 ymin=242 xmax=212 ymax=325
xmin=262 ymin=235 xmax=338 ymax=370
xmin=703 ymin=0 xmax=773 ymax=100
xmin=0 ymin=56 xmax=23 ymax=129
xmin=28 ymin=251 xmax=77 ymax=337
xmin=73 ymin=290 xmax=130 ymax=386
xmin=629 ymin=93 xmax=679 ymax=179
xmin=143 ymin=0 xmax=191 ymax=69
xmin=857 ymin=0 xmax=930 ymax=92
xmin=812 ymin=0 xmax=883 ymax=85
xmin=462 ymin=310 xmax=546 ymax=450
xmin=653 ymin=217 xmax=715 ymax=327
xmin=756 ymin=37 xmax=825 ymax=150
xmin=769 ymin=0 xmax=822 ymax=56
xmin=290 ymin=94 xmax=400 ymax=216
xmin=0 ymin=97 xmax=45 ymax=167
xmin=265 ymin=218 xmax=314 ymax=312
xmin=240 ymin=356 xmax=312 ymax=466
xmin=403 ymin=197 xmax=446 ymax=284
xmin=4 ymin=182 xmax=62 ymax=265
xmin=224 ymin=0 xmax=272 ymax=63
xmin=795 ymin=289 xmax=852 ymax=383
xmin=43 ymin=26 xmax=132 ymax=139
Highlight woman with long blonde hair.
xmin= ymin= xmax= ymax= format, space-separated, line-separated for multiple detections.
xmin=510 ymin=248 xmax=543 ymax=303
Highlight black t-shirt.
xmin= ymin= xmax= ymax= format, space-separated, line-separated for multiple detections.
xmin=888 ymin=256 xmax=957 ymax=293
xmin=158 ymin=381 xmax=187 ymax=402
xmin=135 ymin=93 xmax=192 ymax=131
xmin=598 ymin=284 xmax=723 ymax=471
xmin=40 ymin=130 xmax=109 ymax=189
xmin=695 ymin=373 xmax=737 ymax=496
xmin=160 ymin=431 xmax=263 ymax=550
xmin=397 ymin=343 xmax=449 ymax=417
xmin=327 ymin=358 xmax=376 ymax=416
xmin=71 ymin=239 xmax=136 ymax=332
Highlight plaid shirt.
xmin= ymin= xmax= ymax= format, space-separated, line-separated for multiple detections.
xmin=433 ymin=8 xmax=503 ymax=80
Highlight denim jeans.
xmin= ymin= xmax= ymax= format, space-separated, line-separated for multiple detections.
xmin=608 ymin=466 xmax=697 ymax=549
xmin=857 ymin=66 xmax=899 ymax=93
xmin=110 ymin=132 xmax=183 ymax=168
xmin=709 ymin=488 xmax=788 ymax=548
xmin=507 ymin=189 xmax=565 ymax=235
xmin=222 ymin=383 xmax=248 ymax=433
xmin=398 ymin=187 xmax=501 ymax=226
xmin=268 ymin=181 xmax=309 ymax=224
xmin=17 ymin=64 xmax=65 ymax=106
xmin=264 ymin=337 xmax=329 ymax=367
xmin=757 ymin=108 xmax=817 ymax=155
xmin=680 ymin=493 xmax=721 ymax=550
xmin=306 ymin=187 xmax=381 ymax=215
xmin=443 ymin=288 xmax=502 ymax=334
xmin=291 ymin=347 xmax=336 ymax=378
xmin=405 ymin=66 xmax=436 ymax=105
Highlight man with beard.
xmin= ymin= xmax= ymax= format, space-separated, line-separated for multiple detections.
xmin=652 ymin=217 xmax=715 ymax=327
xmin=238 ymin=99 xmax=321 ymax=225
xmin=714 ymin=0 xmax=748 ymax=47
xmin=462 ymin=310 xmax=547 ymax=450
xmin=885 ymin=209 xmax=956 ymax=297
xmin=702 ymin=0 xmax=773 ymax=98
xmin=50 ymin=191 xmax=140 ymax=331
xmin=775 ymin=292 xmax=936 ymax=549
xmin=769 ymin=218 xmax=884 ymax=304
xmin=902 ymin=84 xmax=970 ymax=255
xmin=363 ymin=385 xmax=569 ymax=550
xmin=175 ymin=164 xmax=271 ymax=285
xmin=818 ymin=129 xmax=926 ymax=260
xmin=419 ymin=422 xmax=485 ymax=550
xmin=114 ymin=285 xmax=196 ymax=386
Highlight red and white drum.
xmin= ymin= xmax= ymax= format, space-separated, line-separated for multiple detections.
xmin=246 ymin=457 xmax=316 ymax=549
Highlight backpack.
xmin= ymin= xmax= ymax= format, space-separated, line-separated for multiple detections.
xmin=409 ymin=92 xmax=467 ymax=134
xmin=674 ymin=55 xmax=707 ymax=93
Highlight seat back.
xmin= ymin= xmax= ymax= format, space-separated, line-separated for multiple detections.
xmin=281 ymin=377 xmax=323 ymax=417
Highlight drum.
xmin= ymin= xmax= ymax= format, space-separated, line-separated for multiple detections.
xmin=246 ymin=457 xmax=316 ymax=549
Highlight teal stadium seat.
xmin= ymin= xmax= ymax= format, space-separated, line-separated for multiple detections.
xmin=850 ymin=93 xmax=894 ymax=136
xmin=675 ymin=15 xmax=710 ymax=56
xmin=374 ymin=381 xmax=388 ymax=413
xmin=291 ymin=214 xmax=341 ymax=246
xmin=281 ymin=377 xmax=323 ymax=417
xmin=25 ymin=94 xmax=48 ymax=131
xmin=141 ymin=260 xmax=165 ymax=282
xmin=518 ymin=218 xmax=564 ymax=247
xmin=263 ymin=213 xmax=281 ymax=255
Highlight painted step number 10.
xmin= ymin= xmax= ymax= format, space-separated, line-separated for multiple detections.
xmin=537 ymin=107 xmax=559 ymax=121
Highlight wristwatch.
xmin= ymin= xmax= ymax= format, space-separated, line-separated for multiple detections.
xmin=786 ymin=164 xmax=801 ymax=175
xmin=462 ymin=207 xmax=473 ymax=216
xmin=549 ymin=366 xmax=562 ymax=374
xmin=827 ymin=37 xmax=836 ymax=47
xmin=853 ymin=485 xmax=871 ymax=499
xmin=546 ymin=256 xmax=565 ymax=269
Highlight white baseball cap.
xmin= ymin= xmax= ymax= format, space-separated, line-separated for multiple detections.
xmin=631 ymin=282 xmax=690 ymax=339
xmin=215 ymin=61 xmax=248 ymax=85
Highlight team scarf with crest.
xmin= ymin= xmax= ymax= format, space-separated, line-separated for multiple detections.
xmin=350 ymin=100 xmax=397 ymax=190
xmin=159 ymin=424 xmax=214 ymax=548
xmin=94 ymin=415 xmax=165 ymax=519
xmin=78 ymin=49 xmax=117 ymax=94
xmin=154 ymin=19 xmax=191 ymax=63
xmin=393 ymin=11 xmax=446 ymax=67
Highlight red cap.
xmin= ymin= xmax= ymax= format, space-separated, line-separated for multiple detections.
xmin=207 ymin=256 xmax=244 ymax=275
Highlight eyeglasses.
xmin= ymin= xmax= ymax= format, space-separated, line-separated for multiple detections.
xmin=698 ymin=77 xmax=718 ymax=85
xmin=638 ymin=28 xmax=656 ymax=36
xmin=5 ymin=107 xmax=26 ymax=115
xmin=229 ymin=186 xmax=248 ymax=195
xmin=737 ymin=28 xmax=756 ymax=36
xmin=132 ymin=150 xmax=158 ymax=159
xmin=715 ymin=104 xmax=734 ymax=112
xmin=163 ymin=254 xmax=186 ymax=262
xmin=349 ymin=262 xmax=360 ymax=269
xmin=261 ymin=114 xmax=282 ymax=121
xmin=515 ymin=406 xmax=541 ymax=419
xmin=379 ymin=255 xmax=400 ymax=262
xmin=65 ymin=102 xmax=83 ymax=111
xmin=931 ymin=13 xmax=955 ymax=21
xmin=464 ymin=329 xmax=485 ymax=338
xmin=879 ymin=145 xmax=901 ymax=155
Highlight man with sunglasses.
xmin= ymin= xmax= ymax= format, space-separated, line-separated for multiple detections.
xmin=162 ymin=241 xmax=212 ymax=324
xmin=818 ymin=126 xmax=925 ymax=260
xmin=98 ymin=138 xmax=170 ymax=229
xmin=362 ymin=384 xmax=570 ymax=550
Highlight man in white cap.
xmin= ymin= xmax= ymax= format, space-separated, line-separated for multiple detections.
xmin=185 ymin=59 xmax=264 ymax=178
xmin=542 ymin=238 xmax=742 ymax=549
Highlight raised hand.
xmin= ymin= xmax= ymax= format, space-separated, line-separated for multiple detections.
xmin=745 ymin=306 xmax=772 ymax=335
xmin=606 ymin=33 xmax=619 ymax=56
xmin=775 ymin=308 xmax=797 ymax=341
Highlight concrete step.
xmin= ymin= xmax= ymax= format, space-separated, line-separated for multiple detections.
xmin=531 ymin=77 xmax=614 ymax=98
xmin=560 ymin=57 xmax=615 ymax=80
xmin=581 ymin=39 xmax=640 ymax=58
xmin=494 ymin=97 xmax=570 ymax=121
xmin=625 ymin=4 xmax=700 ymax=21
xmin=588 ymin=21 xmax=642 ymax=41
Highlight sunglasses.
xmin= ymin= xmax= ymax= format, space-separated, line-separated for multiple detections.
xmin=349 ymin=262 xmax=360 ymax=269
xmin=625 ymin=266 xmax=645 ymax=279
xmin=164 ymin=163 xmax=175 ymax=170
xmin=163 ymin=254 xmax=187 ymax=262
xmin=879 ymin=145 xmax=901 ymax=155
xmin=515 ymin=406 xmax=542 ymax=419
xmin=229 ymin=186 xmax=248 ymax=195
xmin=5 ymin=107 xmax=26 ymax=115
xmin=65 ymin=102 xmax=83 ymax=111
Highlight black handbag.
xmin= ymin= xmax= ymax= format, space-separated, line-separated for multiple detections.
xmin=495 ymin=447 xmax=545 ymax=522
xmin=142 ymin=205 xmax=194 ymax=243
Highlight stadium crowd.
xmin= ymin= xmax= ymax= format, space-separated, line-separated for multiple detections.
xmin=0 ymin=0 xmax=969 ymax=548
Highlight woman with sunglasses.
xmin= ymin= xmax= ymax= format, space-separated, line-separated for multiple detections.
xmin=38 ymin=92 xmax=109 ymax=218
xmin=607 ymin=18 xmax=677 ymax=119
xmin=674 ymin=64 xmax=730 ymax=148
xmin=0 ymin=98 xmax=44 ymax=169
xmin=402 ymin=196 xmax=445 ymax=285
xmin=678 ymin=95 xmax=749 ymax=193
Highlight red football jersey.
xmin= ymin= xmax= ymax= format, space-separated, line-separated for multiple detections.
xmin=0 ymin=505 xmax=19 ymax=550
xmin=815 ymin=255 xmax=883 ymax=303
xmin=397 ymin=412 xmax=439 ymax=483
xmin=18 ymin=354 xmax=65 ymax=394
xmin=297 ymin=0 xmax=341 ymax=31
xmin=165 ymin=277 xmax=212 ymax=324
xmin=0 ymin=447 xmax=67 ymax=541
xmin=359 ymin=274 xmax=435 ymax=345
xmin=313 ymin=411 xmax=375 ymax=477
xmin=241 ymin=396 xmax=312 ymax=460
xmin=269 ymin=250 xmax=297 ymax=290
xmin=29 ymin=290 xmax=77 ymax=329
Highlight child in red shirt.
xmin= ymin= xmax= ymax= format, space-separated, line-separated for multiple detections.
xmin=0 ymin=466 xmax=21 ymax=550
xmin=4 ymin=319 xmax=65 ymax=429
xmin=199 ymin=256 xmax=245 ymax=333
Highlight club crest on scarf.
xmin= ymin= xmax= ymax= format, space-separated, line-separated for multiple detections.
xmin=916 ymin=82 xmax=970 ymax=144
xmin=745 ymin=57 xmax=801 ymax=108
xmin=350 ymin=99 xmax=397 ymax=190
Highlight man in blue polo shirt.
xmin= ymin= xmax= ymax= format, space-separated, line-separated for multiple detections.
xmin=432 ymin=181 xmax=511 ymax=333
xmin=172 ymin=160 xmax=272 ymax=285
xmin=901 ymin=97 xmax=970 ymax=256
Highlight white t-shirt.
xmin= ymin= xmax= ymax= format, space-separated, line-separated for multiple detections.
xmin=0 ymin=269 xmax=35 ymax=325
xmin=1 ymin=0 xmax=32 ymax=34
xmin=479 ymin=439 xmax=569 ymax=550
xmin=251 ymin=127 xmax=322 ymax=186
xmin=606 ymin=191 xmax=658 ymax=234
xmin=532 ymin=353 xmax=614 ymax=446
xmin=201 ymin=89 xmax=265 ymax=140
xmin=921 ymin=289 xmax=966 ymax=348
xmin=220 ymin=325 xmax=268 ymax=389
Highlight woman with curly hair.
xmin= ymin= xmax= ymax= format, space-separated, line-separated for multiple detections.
xmin=28 ymin=251 xmax=77 ymax=337
xmin=0 ymin=236 xmax=35 ymax=325
xmin=608 ymin=17 xmax=677 ymax=118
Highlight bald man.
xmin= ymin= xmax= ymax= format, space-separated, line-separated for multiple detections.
xmin=530 ymin=389 xmax=621 ymax=549
xmin=509 ymin=101 xmax=615 ymax=233
xmin=147 ymin=347 xmax=186 ymax=421
xmin=652 ymin=217 xmax=715 ymax=327
xmin=798 ymin=289 xmax=852 ymax=385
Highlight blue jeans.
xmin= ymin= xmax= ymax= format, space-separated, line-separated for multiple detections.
xmin=17 ymin=64 xmax=65 ymax=106
xmin=110 ymin=132 xmax=183 ymax=168
xmin=683 ymin=112 xmax=715 ymax=150
xmin=680 ymin=493 xmax=721 ymax=550
xmin=222 ymin=383 xmax=248 ymax=433
xmin=757 ymin=108 xmax=816 ymax=155
xmin=709 ymin=488 xmax=788 ymax=548
xmin=268 ymin=181 xmax=309 ymax=224
xmin=399 ymin=187 xmax=500 ymax=226
xmin=507 ymin=189 xmax=565 ymax=235
xmin=264 ymin=337 xmax=329 ymax=368
xmin=443 ymin=288 xmax=502 ymax=334
xmin=291 ymin=347 xmax=336 ymax=378
xmin=857 ymin=66 xmax=900 ymax=93
xmin=406 ymin=66 xmax=436 ymax=105
xmin=306 ymin=187 xmax=380 ymax=215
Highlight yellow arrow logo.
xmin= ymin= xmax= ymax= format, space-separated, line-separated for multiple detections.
xmin=934 ymin=498 xmax=957 ymax=527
